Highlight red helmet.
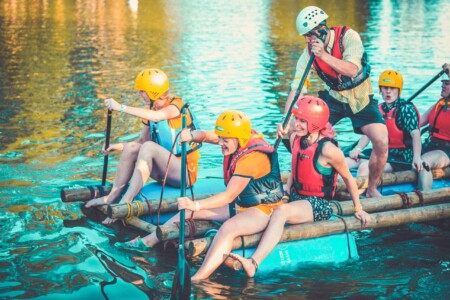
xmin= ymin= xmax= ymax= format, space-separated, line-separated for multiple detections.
xmin=292 ymin=96 xmax=330 ymax=133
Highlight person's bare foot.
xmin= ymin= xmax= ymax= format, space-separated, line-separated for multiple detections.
xmin=366 ymin=188 xmax=382 ymax=198
xmin=228 ymin=253 xmax=258 ymax=278
xmin=102 ymin=217 xmax=118 ymax=225
xmin=85 ymin=196 xmax=110 ymax=208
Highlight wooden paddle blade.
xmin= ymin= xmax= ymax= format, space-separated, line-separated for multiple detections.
xmin=170 ymin=260 xmax=191 ymax=300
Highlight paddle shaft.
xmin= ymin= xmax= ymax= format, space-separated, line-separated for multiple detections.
xmin=405 ymin=70 xmax=445 ymax=103
xmin=101 ymin=110 xmax=112 ymax=186
xmin=171 ymin=104 xmax=191 ymax=300
xmin=274 ymin=53 xmax=315 ymax=150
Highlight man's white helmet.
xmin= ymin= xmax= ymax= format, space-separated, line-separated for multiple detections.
xmin=296 ymin=6 xmax=328 ymax=35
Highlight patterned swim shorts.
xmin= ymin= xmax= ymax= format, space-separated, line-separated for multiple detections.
xmin=289 ymin=192 xmax=333 ymax=222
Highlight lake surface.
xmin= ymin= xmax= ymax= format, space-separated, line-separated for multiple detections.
xmin=1 ymin=0 xmax=449 ymax=299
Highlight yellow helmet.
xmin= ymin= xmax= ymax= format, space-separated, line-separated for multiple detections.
xmin=378 ymin=69 xmax=403 ymax=96
xmin=134 ymin=69 xmax=169 ymax=100
xmin=214 ymin=110 xmax=252 ymax=148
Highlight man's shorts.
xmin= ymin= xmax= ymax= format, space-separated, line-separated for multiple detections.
xmin=318 ymin=90 xmax=385 ymax=134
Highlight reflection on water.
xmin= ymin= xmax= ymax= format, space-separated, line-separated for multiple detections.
xmin=0 ymin=0 xmax=449 ymax=298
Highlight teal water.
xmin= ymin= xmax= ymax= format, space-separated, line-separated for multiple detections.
xmin=1 ymin=0 xmax=449 ymax=298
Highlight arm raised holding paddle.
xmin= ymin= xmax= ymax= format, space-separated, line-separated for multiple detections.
xmin=278 ymin=6 xmax=388 ymax=198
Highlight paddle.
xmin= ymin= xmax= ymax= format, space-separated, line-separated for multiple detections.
xmin=404 ymin=70 xmax=445 ymax=104
xmin=101 ymin=110 xmax=113 ymax=186
xmin=170 ymin=104 xmax=191 ymax=300
xmin=357 ymin=153 xmax=429 ymax=171
xmin=274 ymin=53 xmax=315 ymax=150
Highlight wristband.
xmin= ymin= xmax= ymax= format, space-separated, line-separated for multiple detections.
xmin=120 ymin=104 xmax=127 ymax=112
xmin=353 ymin=147 xmax=363 ymax=152
xmin=354 ymin=204 xmax=363 ymax=213
xmin=195 ymin=201 xmax=200 ymax=212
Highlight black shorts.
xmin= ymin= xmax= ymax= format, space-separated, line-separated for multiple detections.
xmin=318 ymin=90 xmax=385 ymax=134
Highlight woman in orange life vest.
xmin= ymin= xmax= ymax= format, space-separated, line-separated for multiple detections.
xmin=85 ymin=69 xmax=201 ymax=224
xmin=228 ymin=96 xmax=371 ymax=278
xmin=418 ymin=65 xmax=450 ymax=190
xmin=115 ymin=110 xmax=285 ymax=278
xmin=346 ymin=70 xmax=423 ymax=179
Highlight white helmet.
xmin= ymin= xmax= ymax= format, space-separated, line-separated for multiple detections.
xmin=296 ymin=6 xmax=328 ymax=35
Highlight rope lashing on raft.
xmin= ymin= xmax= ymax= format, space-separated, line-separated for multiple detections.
xmin=330 ymin=200 xmax=343 ymax=216
xmin=163 ymin=219 xmax=198 ymax=252
xmin=397 ymin=192 xmax=412 ymax=208
xmin=332 ymin=214 xmax=353 ymax=259
xmin=138 ymin=192 xmax=155 ymax=224
xmin=413 ymin=190 xmax=425 ymax=206
xmin=87 ymin=185 xmax=108 ymax=199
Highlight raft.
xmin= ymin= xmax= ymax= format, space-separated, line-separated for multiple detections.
xmin=61 ymin=167 xmax=450 ymax=274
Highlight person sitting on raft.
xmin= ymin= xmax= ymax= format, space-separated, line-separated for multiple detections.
xmin=346 ymin=69 xmax=423 ymax=178
xmin=418 ymin=64 xmax=450 ymax=190
xmin=228 ymin=96 xmax=371 ymax=278
xmin=115 ymin=110 xmax=285 ymax=281
xmin=85 ymin=68 xmax=201 ymax=224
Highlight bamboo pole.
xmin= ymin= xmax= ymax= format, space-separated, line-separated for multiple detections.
xmin=156 ymin=220 xmax=220 ymax=241
xmin=187 ymin=202 xmax=450 ymax=257
xmin=61 ymin=167 xmax=450 ymax=203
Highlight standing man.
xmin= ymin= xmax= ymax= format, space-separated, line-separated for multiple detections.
xmin=279 ymin=6 xmax=388 ymax=197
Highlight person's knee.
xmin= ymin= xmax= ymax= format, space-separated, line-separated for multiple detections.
xmin=371 ymin=136 xmax=388 ymax=155
xmin=357 ymin=162 xmax=369 ymax=177
xmin=272 ymin=205 xmax=289 ymax=221
xmin=216 ymin=220 xmax=237 ymax=238
xmin=139 ymin=141 xmax=159 ymax=157
xmin=122 ymin=142 xmax=142 ymax=157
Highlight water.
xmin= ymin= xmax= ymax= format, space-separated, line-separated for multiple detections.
xmin=1 ymin=0 xmax=449 ymax=298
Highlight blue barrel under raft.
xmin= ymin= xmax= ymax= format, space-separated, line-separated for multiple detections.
xmin=230 ymin=220 xmax=359 ymax=273
xmin=136 ymin=176 xmax=225 ymax=224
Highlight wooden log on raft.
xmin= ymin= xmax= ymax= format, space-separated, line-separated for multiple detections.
xmin=60 ymin=167 xmax=450 ymax=203
xmin=107 ymin=194 xmax=216 ymax=219
xmin=336 ymin=166 xmax=450 ymax=193
xmin=156 ymin=220 xmax=220 ymax=241
xmin=125 ymin=217 xmax=156 ymax=233
xmin=153 ymin=188 xmax=450 ymax=242
xmin=61 ymin=185 xmax=112 ymax=202
xmin=187 ymin=202 xmax=450 ymax=257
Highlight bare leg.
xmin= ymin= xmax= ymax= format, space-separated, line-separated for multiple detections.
xmin=120 ymin=141 xmax=185 ymax=204
xmin=85 ymin=142 xmax=141 ymax=208
xmin=419 ymin=150 xmax=450 ymax=190
xmin=360 ymin=123 xmax=388 ymax=197
xmin=192 ymin=208 xmax=270 ymax=281
xmin=102 ymin=142 xmax=189 ymax=225
xmin=237 ymin=201 xmax=313 ymax=277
